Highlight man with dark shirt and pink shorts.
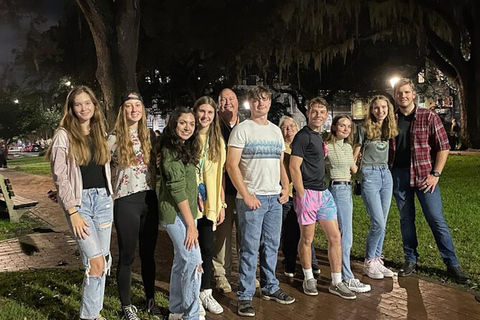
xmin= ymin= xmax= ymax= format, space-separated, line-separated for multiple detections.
xmin=290 ymin=97 xmax=356 ymax=300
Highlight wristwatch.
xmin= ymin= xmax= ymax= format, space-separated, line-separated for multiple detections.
xmin=432 ymin=171 xmax=441 ymax=177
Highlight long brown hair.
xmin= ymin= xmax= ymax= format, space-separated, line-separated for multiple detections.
xmin=193 ymin=96 xmax=223 ymax=163
xmin=49 ymin=85 xmax=110 ymax=165
xmin=113 ymin=92 xmax=152 ymax=168
xmin=327 ymin=115 xmax=355 ymax=146
xmin=364 ymin=95 xmax=398 ymax=140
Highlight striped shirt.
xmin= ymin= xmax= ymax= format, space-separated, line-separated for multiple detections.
xmin=326 ymin=141 xmax=354 ymax=180
xmin=389 ymin=107 xmax=450 ymax=187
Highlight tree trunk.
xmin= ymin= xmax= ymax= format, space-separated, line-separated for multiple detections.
xmin=75 ymin=0 xmax=140 ymax=129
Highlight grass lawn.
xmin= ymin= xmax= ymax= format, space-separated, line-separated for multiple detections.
xmin=314 ymin=153 xmax=480 ymax=286
xmin=0 ymin=269 xmax=168 ymax=320
xmin=8 ymin=156 xmax=51 ymax=176
xmin=0 ymin=214 xmax=48 ymax=241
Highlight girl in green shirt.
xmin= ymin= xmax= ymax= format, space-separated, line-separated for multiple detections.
xmin=158 ymin=107 xmax=203 ymax=319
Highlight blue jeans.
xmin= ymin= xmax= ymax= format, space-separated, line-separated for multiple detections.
xmin=236 ymin=195 xmax=282 ymax=301
xmin=68 ymin=188 xmax=113 ymax=319
xmin=392 ymin=167 xmax=460 ymax=267
xmin=329 ymin=184 xmax=354 ymax=281
xmin=361 ymin=165 xmax=393 ymax=260
xmin=164 ymin=214 xmax=202 ymax=320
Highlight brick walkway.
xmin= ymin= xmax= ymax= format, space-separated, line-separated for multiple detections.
xmin=1 ymin=169 xmax=480 ymax=319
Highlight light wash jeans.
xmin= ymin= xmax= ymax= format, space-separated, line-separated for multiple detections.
xmin=392 ymin=167 xmax=460 ymax=266
xmin=67 ymin=188 xmax=113 ymax=320
xmin=361 ymin=165 xmax=393 ymax=260
xmin=164 ymin=214 xmax=202 ymax=320
xmin=329 ymin=183 xmax=354 ymax=281
xmin=236 ymin=195 xmax=282 ymax=301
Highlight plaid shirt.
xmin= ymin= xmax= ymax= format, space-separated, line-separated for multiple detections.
xmin=389 ymin=107 xmax=450 ymax=187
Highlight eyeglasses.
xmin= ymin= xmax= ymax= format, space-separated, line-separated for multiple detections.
xmin=281 ymin=124 xmax=297 ymax=130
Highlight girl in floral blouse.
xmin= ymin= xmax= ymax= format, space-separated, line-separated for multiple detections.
xmin=107 ymin=92 xmax=161 ymax=319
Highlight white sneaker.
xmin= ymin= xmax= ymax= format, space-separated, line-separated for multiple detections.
xmin=375 ymin=257 xmax=394 ymax=277
xmin=168 ymin=313 xmax=183 ymax=320
xmin=345 ymin=278 xmax=371 ymax=293
xmin=363 ymin=259 xmax=384 ymax=279
xmin=199 ymin=289 xmax=224 ymax=314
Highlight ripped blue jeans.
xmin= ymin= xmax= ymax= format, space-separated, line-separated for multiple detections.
xmin=67 ymin=187 xmax=113 ymax=319
xmin=164 ymin=213 xmax=202 ymax=320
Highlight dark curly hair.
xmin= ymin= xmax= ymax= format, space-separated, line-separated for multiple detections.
xmin=160 ymin=107 xmax=200 ymax=166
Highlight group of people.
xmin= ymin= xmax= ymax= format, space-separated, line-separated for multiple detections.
xmin=48 ymin=77 xmax=469 ymax=320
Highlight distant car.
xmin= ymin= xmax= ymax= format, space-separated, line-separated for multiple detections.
xmin=31 ymin=144 xmax=43 ymax=152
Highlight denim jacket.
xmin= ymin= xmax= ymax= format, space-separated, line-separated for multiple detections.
xmin=50 ymin=128 xmax=113 ymax=211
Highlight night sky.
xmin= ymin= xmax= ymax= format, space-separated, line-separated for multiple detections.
xmin=0 ymin=0 xmax=65 ymax=82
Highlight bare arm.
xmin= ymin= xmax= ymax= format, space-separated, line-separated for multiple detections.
xmin=289 ymin=155 xmax=305 ymax=197
xmin=278 ymin=152 xmax=289 ymax=204
xmin=226 ymin=146 xmax=261 ymax=210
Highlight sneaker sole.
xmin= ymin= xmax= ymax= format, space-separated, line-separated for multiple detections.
xmin=261 ymin=294 xmax=296 ymax=305
xmin=328 ymin=288 xmax=357 ymax=300
xmin=398 ymin=269 xmax=415 ymax=277
xmin=284 ymin=271 xmax=295 ymax=278
xmin=302 ymin=286 xmax=319 ymax=296
xmin=205 ymin=306 xmax=224 ymax=315
xmin=363 ymin=269 xmax=384 ymax=279
xmin=238 ymin=311 xmax=256 ymax=317
xmin=312 ymin=269 xmax=321 ymax=275
xmin=347 ymin=286 xmax=372 ymax=293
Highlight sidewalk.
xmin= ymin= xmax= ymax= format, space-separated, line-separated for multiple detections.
xmin=1 ymin=169 xmax=479 ymax=319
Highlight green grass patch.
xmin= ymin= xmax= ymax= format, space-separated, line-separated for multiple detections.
xmin=314 ymin=154 xmax=480 ymax=286
xmin=0 ymin=214 xmax=48 ymax=241
xmin=0 ymin=269 xmax=168 ymax=320
xmin=8 ymin=156 xmax=51 ymax=176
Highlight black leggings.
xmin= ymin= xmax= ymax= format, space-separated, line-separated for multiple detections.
xmin=197 ymin=216 xmax=215 ymax=290
xmin=114 ymin=190 xmax=159 ymax=306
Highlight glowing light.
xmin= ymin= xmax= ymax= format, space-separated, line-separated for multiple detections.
xmin=390 ymin=76 xmax=401 ymax=88
xmin=243 ymin=101 xmax=250 ymax=109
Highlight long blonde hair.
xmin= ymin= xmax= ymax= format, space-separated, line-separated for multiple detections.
xmin=49 ymin=85 xmax=110 ymax=165
xmin=193 ymin=96 xmax=223 ymax=163
xmin=113 ymin=92 xmax=152 ymax=168
xmin=364 ymin=95 xmax=398 ymax=140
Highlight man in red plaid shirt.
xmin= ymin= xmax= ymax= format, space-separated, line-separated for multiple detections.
xmin=389 ymin=78 xmax=469 ymax=284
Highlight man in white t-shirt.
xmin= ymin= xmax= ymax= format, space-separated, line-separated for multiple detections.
xmin=226 ymin=86 xmax=295 ymax=317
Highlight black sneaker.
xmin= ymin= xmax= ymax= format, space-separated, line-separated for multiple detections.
xmin=121 ymin=305 xmax=140 ymax=320
xmin=398 ymin=262 xmax=416 ymax=277
xmin=261 ymin=289 xmax=295 ymax=305
xmin=146 ymin=298 xmax=163 ymax=319
xmin=447 ymin=266 xmax=471 ymax=284
xmin=312 ymin=264 xmax=321 ymax=275
xmin=238 ymin=300 xmax=255 ymax=317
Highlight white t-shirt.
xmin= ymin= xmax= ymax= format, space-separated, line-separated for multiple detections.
xmin=228 ymin=119 xmax=285 ymax=198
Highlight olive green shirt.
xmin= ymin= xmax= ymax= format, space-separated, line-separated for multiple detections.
xmin=158 ymin=148 xmax=198 ymax=224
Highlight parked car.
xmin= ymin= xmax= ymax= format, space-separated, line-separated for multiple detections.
xmin=31 ymin=144 xmax=43 ymax=152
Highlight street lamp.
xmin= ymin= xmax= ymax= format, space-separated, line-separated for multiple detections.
xmin=389 ymin=76 xmax=401 ymax=88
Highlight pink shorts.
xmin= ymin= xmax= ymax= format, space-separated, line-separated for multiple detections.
xmin=293 ymin=189 xmax=337 ymax=225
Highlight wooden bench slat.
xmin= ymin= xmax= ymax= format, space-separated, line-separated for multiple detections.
xmin=0 ymin=195 xmax=38 ymax=209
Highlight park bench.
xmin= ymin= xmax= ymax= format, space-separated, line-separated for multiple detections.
xmin=0 ymin=174 xmax=38 ymax=223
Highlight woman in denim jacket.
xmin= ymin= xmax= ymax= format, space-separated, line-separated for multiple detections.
xmin=49 ymin=86 xmax=113 ymax=320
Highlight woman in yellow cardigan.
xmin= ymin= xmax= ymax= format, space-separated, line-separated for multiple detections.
xmin=193 ymin=96 xmax=227 ymax=316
